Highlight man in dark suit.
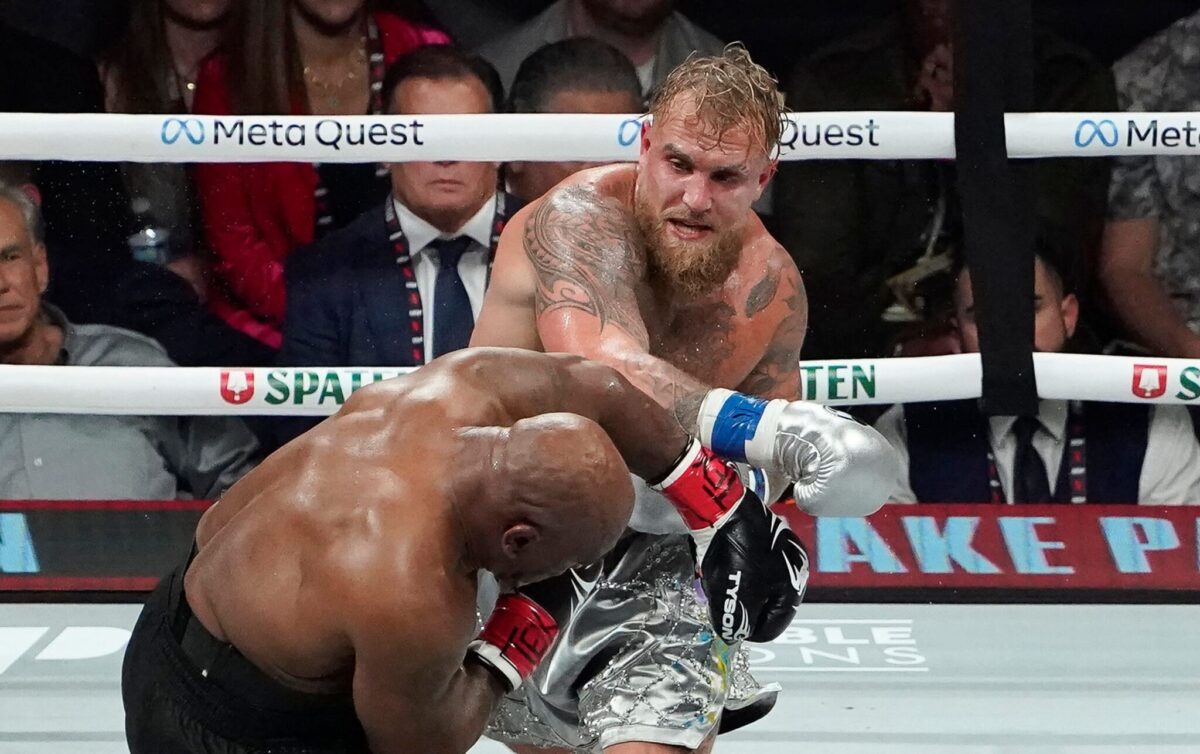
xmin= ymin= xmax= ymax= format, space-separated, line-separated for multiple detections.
xmin=278 ymin=47 xmax=518 ymax=443
xmin=875 ymin=246 xmax=1200 ymax=505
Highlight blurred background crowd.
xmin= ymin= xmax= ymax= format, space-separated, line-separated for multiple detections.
xmin=2 ymin=0 xmax=1199 ymax=506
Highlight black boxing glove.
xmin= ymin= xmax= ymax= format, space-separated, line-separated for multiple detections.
xmin=652 ymin=439 xmax=809 ymax=643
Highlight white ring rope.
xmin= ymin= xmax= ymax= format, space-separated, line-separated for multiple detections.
xmin=4 ymin=110 xmax=1194 ymax=416
xmin=0 ymin=353 xmax=1193 ymax=416
xmin=0 ymin=111 xmax=1196 ymax=162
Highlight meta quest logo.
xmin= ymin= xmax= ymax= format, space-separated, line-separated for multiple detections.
xmin=160 ymin=117 xmax=205 ymax=145
xmin=1075 ymin=116 xmax=1200 ymax=149
xmin=160 ymin=116 xmax=426 ymax=150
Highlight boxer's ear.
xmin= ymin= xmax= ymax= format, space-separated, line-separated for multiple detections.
xmin=501 ymin=523 xmax=540 ymax=558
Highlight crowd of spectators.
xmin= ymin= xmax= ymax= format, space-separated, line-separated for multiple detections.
xmin=0 ymin=0 xmax=1198 ymax=506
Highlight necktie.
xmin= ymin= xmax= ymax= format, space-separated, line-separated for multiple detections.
xmin=429 ymin=236 xmax=474 ymax=359
xmin=1011 ymin=416 xmax=1051 ymax=503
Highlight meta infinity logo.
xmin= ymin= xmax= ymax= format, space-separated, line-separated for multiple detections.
xmin=617 ymin=117 xmax=643 ymax=147
xmin=161 ymin=117 xmax=205 ymax=145
xmin=1074 ymin=118 xmax=1119 ymax=148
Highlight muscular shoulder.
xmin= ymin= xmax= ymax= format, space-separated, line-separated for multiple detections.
xmin=524 ymin=165 xmax=637 ymax=223
xmin=735 ymin=225 xmax=805 ymax=324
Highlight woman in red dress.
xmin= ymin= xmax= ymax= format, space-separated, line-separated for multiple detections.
xmin=194 ymin=0 xmax=449 ymax=354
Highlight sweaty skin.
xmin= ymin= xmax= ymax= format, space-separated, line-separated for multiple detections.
xmin=183 ymin=348 xmax=688 ymax=754
xmin=472 ymin=162 xmax=808 ymax=428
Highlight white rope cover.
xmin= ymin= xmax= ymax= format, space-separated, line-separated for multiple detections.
xmin=0 ymin=353 xmax=1193 ymax=416
xmin=1 ymin=111 xmax=1197 ymax=162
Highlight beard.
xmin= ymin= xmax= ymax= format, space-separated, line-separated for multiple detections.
xmin=634 ymin=195 xmax=743 ymax=299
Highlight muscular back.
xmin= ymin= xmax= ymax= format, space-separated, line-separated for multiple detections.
xmin=184 ymin=350 xmax=608 ymax=693
xmin=473 ymin=164 xmax=807 ymax=402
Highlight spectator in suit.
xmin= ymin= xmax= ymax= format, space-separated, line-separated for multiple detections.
xmin=773 ymin=0 xmax=1115 ymax=361
xmin=875 ymin=245 xmax=1200 ymax=505
xmin=0 ymin=182 xmax=259 ymax=500
xmin=506 ymin=37 xmax=643 ymax=204
xmin=277 ymin=46 xmax=515 ymax=443
xmin=193 ymin=0 xmax=449 ymax=357
xmin=476 ymin=0 xmax=723 ymax=95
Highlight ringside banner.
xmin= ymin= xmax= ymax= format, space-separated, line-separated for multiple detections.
xmin=777 ymin=503 xmax=1200 ymax=591
xmin=0 ymin=111 xmax=951 ymax=163
xmin=8 ymin=354 xmax=1200 ymax=415
xmin=25 ymin=111 xmax=1200 ymax=163
xmin=1 ymin=502 xmax=1196 ymax=593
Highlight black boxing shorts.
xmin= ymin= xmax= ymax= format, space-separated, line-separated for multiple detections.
xmin=121 ymin=548 xmax=367 ymax=753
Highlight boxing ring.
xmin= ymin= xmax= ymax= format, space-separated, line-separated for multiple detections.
xmin=2 ymin=110 xmax=1200 ymax=752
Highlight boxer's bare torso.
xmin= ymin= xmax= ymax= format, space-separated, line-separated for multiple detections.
xmin=182 ymin=348 xmax=683 ymax=707
xmin=474 ymin=164 xmax=807 ymax=412
xmin=186 ymin=361 xmax=493 ymax=693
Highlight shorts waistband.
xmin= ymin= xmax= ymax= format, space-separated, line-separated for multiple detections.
xmin=167 ymin=545 xmax=356 ymax=717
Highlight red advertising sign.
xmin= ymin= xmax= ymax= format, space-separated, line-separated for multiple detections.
xmin=1 ymin=501 xmax=1197 ymax=593
xmin=777 ymin=503 xmax=1200 ymax=590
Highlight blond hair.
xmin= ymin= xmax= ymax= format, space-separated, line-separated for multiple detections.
xmin=648 ymin=44 xmax=784 ymax=158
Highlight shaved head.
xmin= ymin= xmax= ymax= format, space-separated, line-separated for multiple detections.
xmin=486 ymin=413 xmax=634 ymax=585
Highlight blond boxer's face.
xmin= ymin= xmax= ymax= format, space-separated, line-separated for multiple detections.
xmin=0 ymin=199 xmax=49 ymax=356
xmin=635 ymin=96 xmax=774 ymax=297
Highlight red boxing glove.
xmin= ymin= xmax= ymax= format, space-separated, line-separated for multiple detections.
xmin=653 ymin=439 xmax=747 ymax=532
xmin=468 ymin=593 xmax=558 ymax=691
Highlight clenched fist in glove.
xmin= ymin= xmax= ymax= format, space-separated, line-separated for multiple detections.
xmin=652 ymin=439 xmax=808 ymax=644
xmin=696 ymin=389 xmax=899 ymax=517
xmin=468 ymin=593 xmax=558 ymax=692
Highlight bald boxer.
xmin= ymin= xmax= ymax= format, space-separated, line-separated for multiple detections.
xmin=471 ymin=46 xmax=899 ymax=753
xmin=122 ymin=347 xmax=750 ymax=754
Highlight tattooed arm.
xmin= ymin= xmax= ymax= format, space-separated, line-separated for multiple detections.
xmin=737 ymin=257 xmax=808 ymax=400
xmin=522 ymin=185 xmax=712 ymax=431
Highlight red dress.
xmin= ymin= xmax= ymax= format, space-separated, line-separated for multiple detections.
xmin=193 ymin=13 xmax=449 ymax=350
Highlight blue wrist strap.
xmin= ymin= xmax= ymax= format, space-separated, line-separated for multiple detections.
xmin=709 ymin=392 xmax=770 ymax=462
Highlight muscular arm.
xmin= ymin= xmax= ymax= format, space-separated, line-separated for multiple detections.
xmin=523 ymin=186 xmax=712 ymax=430
xmin=1099 ymin=218 xmax=1200 ymax=358
xmin=355 ymin=649 xmax=503 ymax=754
xmin=350 ymin=581 xmax=502 ymax=754
xmin=737 ymin=261 xmax=808 ymax=400
xmin=448 ymin=348 xmax=688 ymax=480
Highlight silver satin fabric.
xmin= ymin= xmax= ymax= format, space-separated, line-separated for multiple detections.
xmin=484 ymin=532 xmax=737 ymax=751
xmin=627 ymin=477 xmax=691 ymax=535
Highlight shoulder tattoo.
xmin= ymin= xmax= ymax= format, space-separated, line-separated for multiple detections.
xmin=523 ymin=187 xmax=647 ymax=341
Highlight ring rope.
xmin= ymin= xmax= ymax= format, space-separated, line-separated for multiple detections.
xmin=0 ymin=111 xmax=1191 ymax=162
xmin=0 ymin=353 xmax=1190 ymax=416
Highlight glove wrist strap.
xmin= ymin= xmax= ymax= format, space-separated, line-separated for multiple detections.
xmin=468 ymin=640 xmax=523 ymax=691
xmin=652 ymin=438 xmax=746 ymax=531
xmin=697 ymin=389 xmax=787 ymax=469
xmin=469 ymin=595 xmax=558 ymax=692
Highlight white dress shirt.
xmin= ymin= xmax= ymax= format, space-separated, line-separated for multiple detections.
xmin=393 ymin=195 xmax=495 ymax=361
xmin=875 ymin=400 xmax=1200 ymax=505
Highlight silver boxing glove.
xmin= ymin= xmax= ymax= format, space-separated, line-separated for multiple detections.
xmin=696 ymin=389 xmax=898 ymax=516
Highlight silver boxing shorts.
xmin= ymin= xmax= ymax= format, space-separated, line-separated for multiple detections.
xmin=483 ymin=526 xmax=778 ymax=752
